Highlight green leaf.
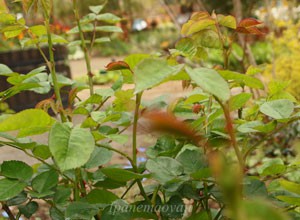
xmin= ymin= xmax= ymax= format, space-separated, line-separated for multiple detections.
xmin=113 ymin=89 xmax=135 ymax=111
xmin=29 ymin=25 xmax=47 ymax=36
xmin=1 ymin=160 xmax=33 ymax=181
xmin=4 ymin=27 xmax=24 ymax=38
xmin=0 ymin=13 xmax=15 ymax=24
xmin=96 ymin=25 xmax=123 ymax=33
xmin=125 ymin=54 xmax=150 ymax=70
xmin=259 ymin=158 xmax=286 ymax=176
xmin=86 ymin=189 xmax=119 ymax=205
xmin=50 ymin=207 xmax=65 ymax=220
xmin=31 ymin=170 xmax=58 ymax=194
xmin=106 ymin=134 xmax=128 ymax=144
xmin=146 ymin=157 xmax=184 ymax=184
xmin=0 ymin=109 xmax=54 ymax=137
xmin=19 ymin=201 xmax=38 ymax=218
xmin=176 ymin=145 xmax=206 ymax=174
xmin=238 ymin=121 xmax=263 ymax=133
xmin=260 ymin=99 xmax=294 ymax=119
xmin=134 ymin=58 xmax=184 ymax=93
xmin=218 ymin=70 xmax=264 ymax=89
xmin=191 ymin=30 xmax=221 ymax=49
xmin=96 ymin=13 xmax=121 ymax=23
xmin=186 ymin=67 xmax=230 ymax=101
xmin=181 ymin=18 xmax=215 ymax=36
xmin=101 ymin=168 xmax=145 ymax=182
xmin=254 ymin=121 xmax=277 ymax=133
xmin=95 ymin=37 xmax=111 ymax=43
xmin=51 ymin=34 xmax=68 ymax=44
xmin=0 ymin=179 xmax=26 ymax=201
xmin=32 ymin=145 xmax=52 ymax=160
xmin=246 ymin=65 xmax=262 ymax=75
xmin=175 ymin=37 xmax=197 ymax=58
xmin=190 ymin=168 xmax=211 ymax=180
xmin=89 ymin=5 xmax=105 ymax=14
xmin=49 ymin=123 xmax=95 ymax=171
xmin=0 ymin=64 xmax=13 ymax=75
xmin=6 ymin=191 xmax=28 ymax=206
xmin=146 ymin=136 xmax=177 ymax=158
xmin=239 ymin=200 xmax=288 ymax=220
xmin=229 ymin=93 xmax=252 ymax=111
xmin=85 ymin=147 xmax=112 ymax=169
xmin=53 ymin=186 xmax=72 ymax=206
xmin=217 ymin=14 xmax=237 ymax=29
xmin=280 ymin=179 xmax=300 ymax=195
xmin=161 ymin=196 xmax=185 ymax=219
xmin=119 ymin=54 xmax=147 ymax=83
xmin=80 ymin=13 xmax=97 ymax=24
xmin=243 ymin=177 xmax=268 ymax=198
xmin=101 ymin=200 xmax=133 ymax=220
xmin=276 ymin=196 xmax=300 ymax=206
xmin=90 ymin=112 xmax=106 ymax=123
xmin=65 ymin=202 xmax=99 ymax=220
xmin=68 ymin=24 xmax=93 ymax=34
xmin=94 ymin=178 xmax=127 ymax=189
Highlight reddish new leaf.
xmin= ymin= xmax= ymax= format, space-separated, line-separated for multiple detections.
xmin=143 ymin=111 xmax=202 ymax=144
xmin=68 ymin=87 xmax=78 ymax=106
xmin=236 ymin=26 xmax=264 ymax=35
xmin=236 ymin=18 xmax=264 ymax=35
xmin=238 ymin=18 xmax=262 ymax=28
xmin=105 ymin=61 xmax=132 ymax=72
xmin=35 ymin=98 xmax=56 ymax=113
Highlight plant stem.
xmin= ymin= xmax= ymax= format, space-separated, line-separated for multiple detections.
xmin=2 ymin=203 xmax=16 ymax=220
xmin=215 ymin=97 xmax=244 ymax=170
xmin=74 ymin=168 xmax=81 ymax=201
xmin=132 ymin=93 xmax=142 ymax=167
xmin=96 ymin=144 xmax=134 ymax=165
xmin=44 ymin=19 xmax=66 ymax=122
xmin=151 ymin=185 xmax=160 ymax=205
xmin=72 ymin=0 xmax=94 ymax=96
xmin=121 ymin=180 xmax=137 ymax=199
xmin=78 ymin=168 xmax=87 ymax=197
xmin=132 ymin=92 xmax=151 ymax=203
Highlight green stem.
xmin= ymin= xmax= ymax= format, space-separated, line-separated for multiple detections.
xmin=74 ymin=168 xmax=81 ymax=201
xmin=132 ymin=93 xmax=142 ymax=167
xmin=132 ymin=92 xmax=151 ymax=203
xmin=215 ymin=97 xmax=244 ymax=170
xmin=44 ymin=19 xmax=66 ymax=122
xmin=72 ymin=0 xmax=94 ymax=96
xmin=121 ymin=180 xmax=137 ymax=199
xmin=96 ymin=144 xmax=134 ymax=165
xmin=151 ymin=185 xmax=160 ymax=205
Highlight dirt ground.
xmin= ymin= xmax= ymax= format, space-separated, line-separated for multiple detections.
xmin=0 ymin=57 xmax=191 ymax=165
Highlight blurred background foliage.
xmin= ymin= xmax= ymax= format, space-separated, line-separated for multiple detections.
xmin=1 ymin=0 xmax=300 ymax=100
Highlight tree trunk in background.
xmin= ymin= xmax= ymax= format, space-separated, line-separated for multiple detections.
xmin=232 ymin=0 xmax=242 ymax=21
xmin=233 ymin=0 xmax=257 ymax=67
